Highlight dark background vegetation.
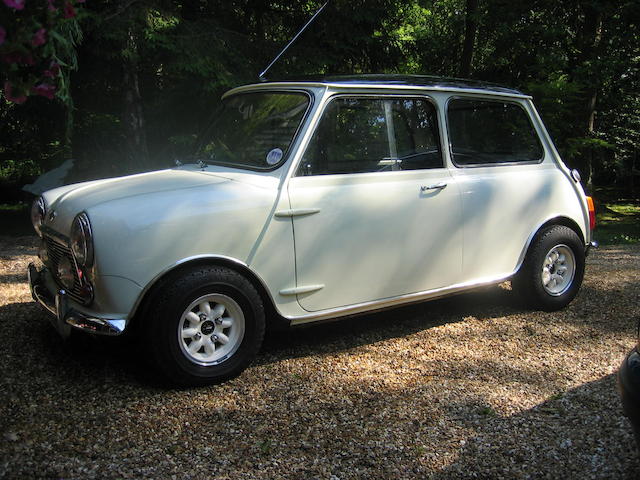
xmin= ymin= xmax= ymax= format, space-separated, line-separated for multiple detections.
xmin=1 ymin=1 xmax=639 ymax=218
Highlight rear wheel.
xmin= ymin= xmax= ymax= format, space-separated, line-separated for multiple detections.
xmin=513 ymin=225 xmax=585 ymax=311
xmin=145 ymin=265 xmax=265 ymax=386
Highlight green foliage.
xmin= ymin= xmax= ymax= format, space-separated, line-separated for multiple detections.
xmin=0 ymin=0 xmax=638 ymax=209
xmin=0 ymin=157 xmax=40 ymax=179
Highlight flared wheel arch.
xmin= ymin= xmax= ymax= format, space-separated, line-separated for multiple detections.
xmin=516 ymin=216 xmax=586 ymax=277
xmin=130 ymin=257 xmax=288 ymax=336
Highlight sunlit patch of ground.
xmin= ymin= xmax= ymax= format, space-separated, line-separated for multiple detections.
xmin=0 ymin=236 xmax=639 ymax=479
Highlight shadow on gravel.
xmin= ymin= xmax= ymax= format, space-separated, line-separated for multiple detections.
xmin=0 ymin=284 xmax=525 ymax=391
xmin=260 ymin=283 xmax=524 ymax=363
xmin=0 ymin=273 xmax=28 ymax=284
xmin=432 ymin=375 xmax=640 ymax=479
xmin=570 ymin=284 xmax=640 ymax=336
xmin=1 ymin=272 xmax=639 ymax=478
xmin=2 ymin=274 xmax=634 ymax=388
xmin=0 ymin=301 xmax=166 ymax=393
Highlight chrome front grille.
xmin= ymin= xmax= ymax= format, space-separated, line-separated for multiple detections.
xmin=44 ymin=235 xmax=86 ymax=304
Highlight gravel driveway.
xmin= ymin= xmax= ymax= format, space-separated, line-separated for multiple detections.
xmin=1 ymin=236 xmax=639 ymax=479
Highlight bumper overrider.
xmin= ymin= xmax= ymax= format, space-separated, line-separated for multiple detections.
xmin=28 ymin=263 xmax=126 ymax=337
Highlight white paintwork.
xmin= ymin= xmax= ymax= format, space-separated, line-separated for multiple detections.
xmin=35 ymin=79 xmax=592 ymax=329
xmin=450 ymin=163 xmax=583 ymax=281
xmin=287 ymin=169 xmax=463 ymax=312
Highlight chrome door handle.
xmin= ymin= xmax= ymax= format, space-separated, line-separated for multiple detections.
xmin=420 ymin=182 xmax=447 ymax=192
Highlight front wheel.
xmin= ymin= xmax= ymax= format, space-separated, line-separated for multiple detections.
xmin=512 ymin=225 xmax=585 ymax=311
xmin=144 ymin=266 xmax=265 ymax=386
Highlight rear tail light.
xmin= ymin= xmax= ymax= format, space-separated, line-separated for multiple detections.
xmin=586 ymin=196 xmax=596 ymax=231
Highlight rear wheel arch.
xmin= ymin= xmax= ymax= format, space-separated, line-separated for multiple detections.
xmin=538 ymin=217 xmax=585 ymax=245
xmin=517 ymin=216 xmax=585 ymax=275
xmin=512 ymin=222 xmax=586 ymax=311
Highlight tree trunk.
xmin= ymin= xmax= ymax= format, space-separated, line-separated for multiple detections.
xmin=570 ymin=1 xmax=606 ymax=189
xmin=122 ymin=26 xmax=150 ymax=173
xmin=580 ymin=3 xmax=603 ymax=135
xmin=459 ymin=0 xmax=479 ymax=78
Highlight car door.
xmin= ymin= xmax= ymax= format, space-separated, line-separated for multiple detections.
xmin=286 ymin=95 xmax=463 ymax=312
xmin=446 ymin=96 xmax=555 ymax=281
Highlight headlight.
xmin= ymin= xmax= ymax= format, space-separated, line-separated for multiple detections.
xmin=70 ymin=212 xmax=94 ymax=267
xmin=30 ymin=196 xmax=47 ymax=237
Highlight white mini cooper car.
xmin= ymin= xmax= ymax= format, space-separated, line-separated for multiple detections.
xmin=28 ymin=75 xmax=596 ymax=385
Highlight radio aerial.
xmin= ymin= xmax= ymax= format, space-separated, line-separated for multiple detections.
xmin=259 ymin=2 xmax=329 ymax=81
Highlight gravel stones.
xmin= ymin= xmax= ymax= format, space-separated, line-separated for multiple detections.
xmin=0 ymin=236 xmax=638 ymax=479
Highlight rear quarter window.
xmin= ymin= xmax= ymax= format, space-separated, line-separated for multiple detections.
xmin=447 ymin=98 xmax=543 ymax=166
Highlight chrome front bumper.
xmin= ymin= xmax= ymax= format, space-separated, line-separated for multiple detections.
xmin=28 ymin=263 xmax=126 ymax=337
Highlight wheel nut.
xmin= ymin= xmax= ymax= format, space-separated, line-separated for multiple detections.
xmin=214 ymin=318 xmax=222 ymax=325
xmin=212 ymin=335 xmax=218 ymax=342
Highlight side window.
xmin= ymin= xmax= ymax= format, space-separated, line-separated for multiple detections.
xmin=297 ymin=97 xmax=442 ymax=176
xmin=448 ymin=98 xmax=543 ymax=166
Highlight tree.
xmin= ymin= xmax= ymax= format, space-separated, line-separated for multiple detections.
xmin=459 ymin=0 xmax=478 ymax=77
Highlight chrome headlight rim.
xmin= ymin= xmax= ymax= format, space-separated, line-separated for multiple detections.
xmin=30 ymin=196 xmax=47 ymax=237
xmin=70 ymin=212 xmax=94 ymax=267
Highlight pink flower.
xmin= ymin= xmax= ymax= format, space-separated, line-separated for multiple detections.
xmin=76 ymin=0 xmax=85 ymax=3
xmin=31 ymin=83 xmax=57 ymax=99
xmin=63 ymin=2 xmax=75 ymax=18
xmin=47 ymin=0 xmax=56 ymax=11
xmin=4 ymin=81 xmax=27 ymax=104
xmin=3 ymin=0 xmax=25 ymax=10
xmin=32 ymin=28 xmax=46 ymax=47
xmin=44 ymin=61 xmax=60 ymax=78
xmin=0 ymin=26 xmax=5 ymax=46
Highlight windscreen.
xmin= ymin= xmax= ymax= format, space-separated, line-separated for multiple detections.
xmin=199 ymin=91 xmax=310 ymax=170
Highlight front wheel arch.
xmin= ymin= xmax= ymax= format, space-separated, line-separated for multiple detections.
xmin=130 ymin=258 xmax=288 ymax=337
xmin=142 ymin=264 xmax=266 ymax=385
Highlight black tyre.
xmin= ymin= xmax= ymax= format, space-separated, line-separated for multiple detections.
xmin=512 ymin=225 xmax=585 ymax=311
xmin=144 ymin=265 xmax=265 ymax=386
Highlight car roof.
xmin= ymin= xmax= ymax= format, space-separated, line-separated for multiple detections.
xmin=227 ymin=74 xmax=528 ymax=98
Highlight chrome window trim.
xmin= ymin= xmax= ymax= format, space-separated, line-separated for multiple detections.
xmin=205 ymin=89 xmax=314 ymax=172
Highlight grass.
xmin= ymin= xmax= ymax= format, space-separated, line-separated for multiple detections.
xmin=595 ymin=200 xmax=640 ymax=245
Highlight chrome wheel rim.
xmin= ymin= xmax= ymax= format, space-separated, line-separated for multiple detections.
xmin=541 ymin=244 xmax=576 ymax=296
xmin=178 ymin=294 xmax=245 ymax=366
